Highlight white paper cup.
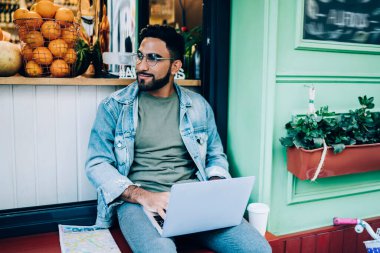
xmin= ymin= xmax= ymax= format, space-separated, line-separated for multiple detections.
xmin=247 ymin=203 xmax=270 ymax=236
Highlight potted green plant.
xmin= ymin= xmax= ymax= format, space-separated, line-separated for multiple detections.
xmin=180 ymin=26 xmax=202 ymax=79
xmin=280 ymin=96 xmax=380 ymax=181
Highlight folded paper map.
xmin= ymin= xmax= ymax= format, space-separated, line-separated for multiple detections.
xmin=58 ymin=225 xmax=121 ymax=253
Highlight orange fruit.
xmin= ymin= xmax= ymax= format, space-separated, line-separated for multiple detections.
xmin=21 ymin=44 xmax=34 ymax=61
xmin=33 ymin=47 xmax=53 ymax=65
xmin=50 ymin=59 xmax=70 ymax=77
xmin=41 ymin=20 xmax=61 ymax=40
xmin=17 ymin=26 xmax=28 ymax=41
xmin=13 ymin=8 xmax=29 ymax=25
xmin=36 ymin=0 xmax=54 ymax=2
xmin=61 ymin=25 xmax=77 ymax=46
xmin=13 ymin=8 xmax=29 ymax=19
xmin=25 ymin=11 xmax=43 ymax=29
xmin=55 ymin=8 xmax=74 ymax=26
xmin=48 ymin=39 xmax=68 ymax=58
xmin=25 ymin=31 xmax=44 ymax=48
xmin=35 ymin=0 xmax=56 ymax=18
xmin=25 ymin=60 xmax=43 ymax=77
xmin=63 ymin=48 xmax=77 ymax=64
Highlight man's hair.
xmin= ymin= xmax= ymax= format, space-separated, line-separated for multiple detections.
xmin=139 ymin=25 xmax=185 ymax=63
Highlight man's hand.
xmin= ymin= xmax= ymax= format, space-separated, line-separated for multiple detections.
xmin=121 ymin=185 xmax=169 ymax=219
xmin=138 ymin=191 xmax=169 ymax=219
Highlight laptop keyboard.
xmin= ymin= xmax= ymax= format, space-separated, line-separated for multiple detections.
xmin=153 ymin=215 xmax=165 ymax=228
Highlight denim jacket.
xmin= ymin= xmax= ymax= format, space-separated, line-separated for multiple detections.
xmin=86 ymin=81 xmax=231 ymax=228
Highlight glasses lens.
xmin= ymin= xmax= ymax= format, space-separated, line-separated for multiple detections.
xmin=136 ymin=52 xmax=144 ymax=63
xmin=146 ymin=54 xmax=158 ymax=66
xmin=135 ymin=52 xmax=163 ymax=66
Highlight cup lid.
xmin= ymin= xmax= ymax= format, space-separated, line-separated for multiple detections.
xmin=247 ymin=203 xmax=270 ymax=213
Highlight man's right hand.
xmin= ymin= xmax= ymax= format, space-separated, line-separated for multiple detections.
xmin=120 ymin=185 xmax=169 ymax=219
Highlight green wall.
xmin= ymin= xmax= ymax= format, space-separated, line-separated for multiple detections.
xmin=228 ymin=0 xmax=265 ymax=195
xmin=229 ymin=0 xmax=380 ymax=235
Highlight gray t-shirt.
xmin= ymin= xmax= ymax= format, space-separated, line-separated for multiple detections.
xmin=128 ymin=91 xmax=197 ymax=192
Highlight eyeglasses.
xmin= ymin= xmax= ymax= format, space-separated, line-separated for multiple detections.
xmin=134 ymin=51 xmax=174 ymax=67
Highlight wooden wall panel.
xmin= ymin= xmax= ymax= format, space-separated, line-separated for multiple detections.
xmin=76 ymin=86 xmax=97 ymax=202
xmin=0 ymin=85 xmax=118 ymax=210
xmin=13 ymin=85 xmax=36 ymax=208
xmin=328 ymin=230 xmax=343 ymax=253
xmin=35 ymin=86 xmax=57 ymax=205
xmin=300 ymin=235 xmax=315 ymax=253
xmin=270 ymin=217 xmax=380 ymax=253
xmin=343 ymin=228 xmax=357 ymax=253
xmin=315 ymin=233 xmax=330 ymax=253
xmin=0 ymin=85 xmax=16 ymax=209
xmin=56 ymin=86 xmax=78 ymax=203
xmin=286 ymin=238 xmax=301 ymax=253
xmin=270 ymin=240 xmax=285 ymax=253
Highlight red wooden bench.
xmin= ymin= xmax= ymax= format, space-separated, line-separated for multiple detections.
xmin=0 ymin=227 xmax=214 ymax=253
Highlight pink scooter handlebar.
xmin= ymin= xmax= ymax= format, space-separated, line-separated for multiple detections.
xmin=333 ymin=217 xmax=358 ymax=225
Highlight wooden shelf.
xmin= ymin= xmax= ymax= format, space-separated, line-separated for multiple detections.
xmin=0 ymin=75 xmax=201 ymax=86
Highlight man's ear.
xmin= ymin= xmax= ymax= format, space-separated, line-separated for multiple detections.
xmin=171 ymin=60 xmax=182 ymax=75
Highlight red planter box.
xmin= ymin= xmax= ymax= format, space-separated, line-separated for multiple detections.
xmin=287 ymin=143 xmax=380 ymax=180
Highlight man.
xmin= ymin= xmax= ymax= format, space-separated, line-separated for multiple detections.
xmin=86 ymin=25 xmax=271 ymax=253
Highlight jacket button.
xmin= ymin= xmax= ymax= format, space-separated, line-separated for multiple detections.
xmin=117 ymin=143 xmax=122 ymax=148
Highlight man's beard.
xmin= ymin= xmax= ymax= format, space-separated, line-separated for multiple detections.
xmin=137 ymin=68 xmax=171 ymax=92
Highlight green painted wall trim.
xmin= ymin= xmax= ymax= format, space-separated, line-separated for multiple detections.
xmin=228 ymin=0 xmax=278 ymax=206
xmin=287 ymin=172 xmax=380 ymax=205
xmin=277 ymin=74 xmax=380 ymax=83
xmin=258 ymin=0 xmax=278 ymax=205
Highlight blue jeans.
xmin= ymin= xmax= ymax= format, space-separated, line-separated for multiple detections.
xmin=117 ymin=202 xmax=272 ymax=253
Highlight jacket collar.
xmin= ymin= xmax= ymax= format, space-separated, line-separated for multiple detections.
xmin=112 ymin=81 xmax=139 ymax=105
xmin=112 ymin=81 xmax=193 ymax=108
xmin=174 ymin=83 xmax=192 ymax=109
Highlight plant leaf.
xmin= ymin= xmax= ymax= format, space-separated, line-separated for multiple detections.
xmin=359 ymin=96 xmax=364 ymax=105
xmin=279 ymin=137 xmax=294 ymax=147
xmin=313 ymin=138 xmax=324 ymax=147
xmin=332 ymin=144 xmax=345 ymax=154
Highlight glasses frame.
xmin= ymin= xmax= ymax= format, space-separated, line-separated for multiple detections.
xmin=134 ymin=51 xmax=174 ymax=67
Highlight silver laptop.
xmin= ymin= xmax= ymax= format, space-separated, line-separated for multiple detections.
xmin=144 ymin=176 xmax=255 ymax=237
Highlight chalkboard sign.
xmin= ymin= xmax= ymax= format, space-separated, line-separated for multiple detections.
xmin=303 ymin=0 xmax=380 ymax=45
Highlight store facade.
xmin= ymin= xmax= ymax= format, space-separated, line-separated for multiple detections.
xmin=1 ymin=0 xmax=380 ymax=245
xmin=229 ymin=0 xmax=380 ymax=235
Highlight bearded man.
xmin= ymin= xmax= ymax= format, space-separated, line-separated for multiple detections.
xmin=86 ymin=25 xmax=271 ymax=253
